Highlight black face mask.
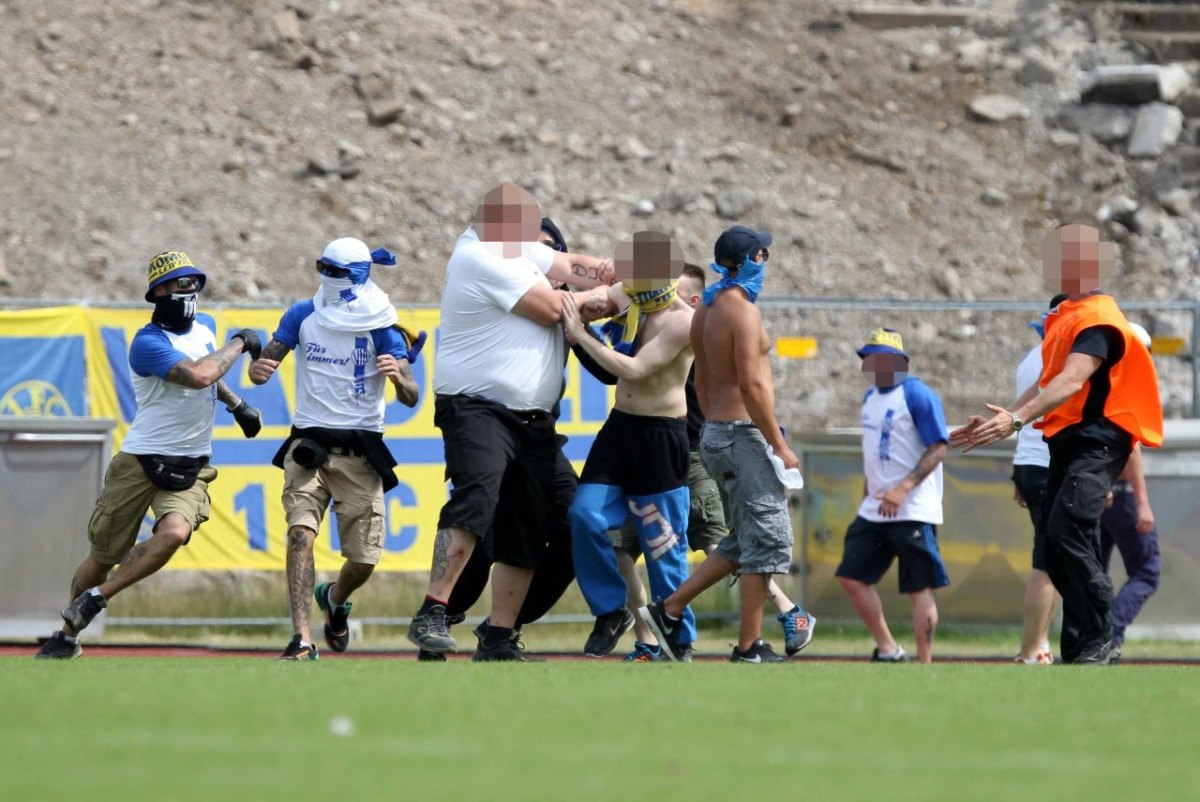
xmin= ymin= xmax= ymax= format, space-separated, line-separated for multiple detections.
xmin=152 ymin=291 xmax=198 ymax=331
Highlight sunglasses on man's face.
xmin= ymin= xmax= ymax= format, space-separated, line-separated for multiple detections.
xmin=316 ymin=261 xmax=352 ymax=279
xmin=173 ymin=276 xmax=202 ymax=291
xmin=758 ymin=247 xmax=770 ymax=263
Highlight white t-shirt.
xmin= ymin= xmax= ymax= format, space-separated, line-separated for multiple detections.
xmin=857 ymin=378 xmax=947 ymax=524
xmin=434 ymin=227 xmax=563 ymax=411
xmin=1012 ymin=346 xmax=1050 ymax=467
xmin=272 ymin=301 xmax=409 ymax=432
xmin=122 ymin=316 xmax=219 ymax=458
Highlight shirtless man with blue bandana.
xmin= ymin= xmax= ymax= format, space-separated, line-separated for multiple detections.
xmin=641 ymin=225 xmax=802 ymax=663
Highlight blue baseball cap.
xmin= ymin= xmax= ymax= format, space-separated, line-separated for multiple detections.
xmin=714 ymin=225 xmax=772 ymax=266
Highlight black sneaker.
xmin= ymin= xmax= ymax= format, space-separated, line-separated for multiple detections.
xmin=278 ymin=634 xmax=319 ymax=661
xmin=638 ymin=602 xmax=684 ymax=662
xmin=446 ymin=611 xmax=467 ymax=627
xmin=61 ymin=591 xmax=106 ymax=634
xmin=315 ymin=582 xmax=352 ymax=653
xmin=870 ymin=645 xmax=908 ymax=662
xmin=35 ymin=631 xmax=81 ymax=660
xmin=407 ymin=604 xmax=456 ymax=653
xmin=730 ymin=639 xmax=784 ymax=664
xmin=417 ymin=649 xmax=446 ymax=662
xmin=1072 ymin=641 xmax=1114 ymax=665
xmin=472 ymin=637 xmax=528 ymax=662
xmin=584 ymin=608 xmax=635 ymax=657
xmin=678 ymin=643 xmax=695 ymax=663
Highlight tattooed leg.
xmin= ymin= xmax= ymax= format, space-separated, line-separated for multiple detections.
xmin=910 ymin=588 xmax=938 ymax=664
xmin=96 ymin=513 xmax=193 ymax=600
xmin=287 ymin=526 xmax=318 ymax=642
xmin=426 ymin=526 xmax=478 ymax=600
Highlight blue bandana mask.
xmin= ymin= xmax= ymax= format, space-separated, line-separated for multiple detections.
xmin=317 ymin=247 xmax=396 ymax=302
xmin=703 ymin=254 xmax=765 ymax=306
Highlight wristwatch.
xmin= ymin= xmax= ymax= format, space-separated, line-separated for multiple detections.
xmin=1011 ymin=413 xmax=1024 ymax=432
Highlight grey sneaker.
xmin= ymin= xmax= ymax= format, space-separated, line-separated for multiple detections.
xmin=61 ymin=591 xmax=106 ymax=634
xmin=638 ymin=602 xmax=684 ymax=662
xmin=777 ymin=608 xmax=816 ymax=656
xmin=407 ymin=604 xmax=457 ymax=653
xmin=730 ymin=639 xmax=784 ymax=663
xmin=35 ymin=631 xmax=81 ymax=660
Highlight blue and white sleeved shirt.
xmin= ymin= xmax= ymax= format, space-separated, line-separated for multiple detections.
xmin=121 ymin=313 xmax=219 ymax=458
xmin=273 ymin=301 xmax=408 ymax=432
xmin=858 ymin=376 xmax=948 ymax=524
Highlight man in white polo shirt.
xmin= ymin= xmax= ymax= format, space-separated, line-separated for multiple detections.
xmin=407 ymin=183 xmax=614 ymax=661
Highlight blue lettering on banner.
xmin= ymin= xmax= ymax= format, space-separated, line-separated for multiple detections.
xmin=235 ymin=483 xmax=268 ymax=551
xmin=384 ymin=482 xmax=419 ymax=552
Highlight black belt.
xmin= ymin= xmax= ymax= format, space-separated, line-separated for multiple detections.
xmin=513 ymin=408 xmax=553 ymax=426
xmin=328 ymin=446 xmax=363 ymax=457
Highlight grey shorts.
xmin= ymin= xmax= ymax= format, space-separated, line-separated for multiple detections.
xmin=701 ymin=422 xmax=794 ymax=575
xmin=611 ymin=450 xmax=728 ymax=554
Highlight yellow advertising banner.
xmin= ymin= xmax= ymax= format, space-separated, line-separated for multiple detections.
xmin=1 ymin=306 xmax=613 ymax=571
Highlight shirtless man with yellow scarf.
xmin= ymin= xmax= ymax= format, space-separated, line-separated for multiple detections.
xmin=560 ymin=230 xmax=699 ymax=659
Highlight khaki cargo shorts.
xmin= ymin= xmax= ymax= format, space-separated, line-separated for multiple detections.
xmin=87 ymin=451 xmax=217 ymax=565
xmin=282 ymin=441 xmax=385 ymax=565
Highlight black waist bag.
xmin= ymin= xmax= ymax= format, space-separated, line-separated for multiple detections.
xmin=136 ymin=454 xmax=208 ymax=491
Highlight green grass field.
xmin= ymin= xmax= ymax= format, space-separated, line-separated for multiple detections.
xmin=2 ymin=656 xmax=1198 ymax=801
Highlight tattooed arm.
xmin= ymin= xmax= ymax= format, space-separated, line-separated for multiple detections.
xmin=165 ymin=340 xmax=247 ymax=389
xmin=547 ymin=252 xmax=615 ymax=289
xmin=378 ymin=354 xmax=419 ymax=407
xmin=248 ymin=338 xmax=292 ymax=386
xmin=877 ymin=442 xmax=947 ymax=518
xmin=216 ymin=381 xmax=242 ymax=409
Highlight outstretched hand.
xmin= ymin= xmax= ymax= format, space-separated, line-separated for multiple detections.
xmin=561 ymin=292 xmax=585 ymax=343
xmin=949 ymin=403 xmax=1014 ymax=452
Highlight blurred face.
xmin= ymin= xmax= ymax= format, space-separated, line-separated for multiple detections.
xmin=474 ymin=183 xmax=542 ymax=258
xmin=861 ymin=352 xmax=908 ymax=388
xmin=616 ymin=231 xmax=683 ymax=293
xmin=1042 ymin=224 xmax=1115 ymax=297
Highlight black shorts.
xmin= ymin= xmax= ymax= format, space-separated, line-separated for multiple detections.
xmin=1012 ymin=464 xmax=1050 ymax=571
xmin=579 ymin=409 xmax=689 ymax=495
xmin=435 ymin=394 xmax=558 ymax=569
xmin=835 ymin=516 xmax=950 ymax=594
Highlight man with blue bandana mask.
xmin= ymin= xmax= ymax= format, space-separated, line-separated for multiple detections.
xmin=639 ymin=225 xmax=803 ymax=664
xmin=249 ymin=237 xmax=422 ymax=661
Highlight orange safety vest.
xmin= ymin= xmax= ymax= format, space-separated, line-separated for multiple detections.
xmin=1036 ymin=293 xmax=1163 ymax=447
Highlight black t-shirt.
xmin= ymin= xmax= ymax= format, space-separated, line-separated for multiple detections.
xmin=1048 ymin=325 xmax=1131 ymax=449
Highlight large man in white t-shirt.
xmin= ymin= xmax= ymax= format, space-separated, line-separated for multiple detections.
xmin=407 ymin=183 xmax=614 ymax=661
xmin=37 ymin=251 xmax=262 ymax=659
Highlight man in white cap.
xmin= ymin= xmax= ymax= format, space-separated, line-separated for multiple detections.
xmin=37 ymin=251 xmax=262 ymax=659
xmin=249 ymin=238 xmax=422 ymax=660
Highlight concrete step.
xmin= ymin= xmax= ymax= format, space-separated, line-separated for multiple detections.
xmin=1122 ymin=31 xmax=1200 ymax=61
xmin=847 ymin=5 xmax=977 ymax=29
xmin=1109 ymin=3 xmax=1200 ymax=33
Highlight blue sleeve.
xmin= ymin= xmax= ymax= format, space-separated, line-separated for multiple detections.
xmin=129 ymin=327 xmax=188 ymax=379
xmin=371 ymin=325 xmax=409 ymax=360
xmin=196 ymin=312 xmax=217 ymax=337
xmin=272 ymin=301 xmax=314 ymax=350
xmin=903 ymin=378 xmax=949 ymax=447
